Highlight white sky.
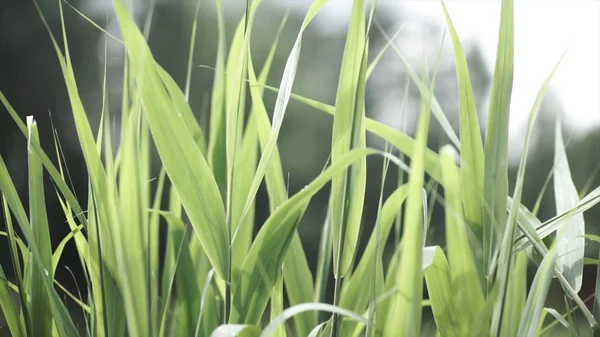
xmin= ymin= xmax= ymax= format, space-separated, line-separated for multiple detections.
xmin=396 ymin=0 xmax=600 ymax=139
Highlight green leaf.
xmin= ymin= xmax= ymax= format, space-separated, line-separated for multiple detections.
xmin=0 ymin=264 xmax=23 ymax=337
xmin=26 ymin=117 xmax=54 ymax=337
xmin=330 ymin=0 xmax=367 ymax=278
xmin=260 ymin=303 xmax=368 ymax=337
xmin=553 ymin=119 xmax=584 ymax=294
xmin=0 ymin=157 xmax=79 ymax=337
xmin=112 ymin=0 xmax=229 ymax=280
xmin=384 ymin=74 xmax=435 ymax=337
xmin=441 ymin=2 xmax=485 ymax=237
xmin=544 ymin=308 xmax=580 ymax=336
xmin=482 ymin=0 xmax=514 ymax=283
xmin=245 ymin=9 xmax=317 ymax=336
xmin=517 ymin=241 xmax=559 ymax=336
xmin=207 ymin=0 xmax=228 ymax=197
xmin=340 ymin=185 xmax=409 ymax=313
xmin=423 ymin=246 xmax=460 ymax=337
xmin=440 ymin=145 xmax=484 ymax=330
xmin=500 ymin=251 xmax=527 ymax=337
xmin=270 ymin=269 xmax=286 ymax=337
xmin=230 ymin=148 xmax=401 ymax=324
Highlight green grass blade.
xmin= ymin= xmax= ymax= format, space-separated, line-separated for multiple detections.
xmin=384 ymin=79 xmax=434 ymax=337
xmin=270 ymin=269 xmax=286 ymax=337
xmin=26 ymin=117 xmax=54 ymax=337
xmin=517 ymin=241 xmax=559 ymax=336
xmin=0 ymin=157 xmax=79 ymax=337
xmin=423 ymin=246 xmax=460 ymax=337
xmin=230 ymin=148 xmax=400 ymax=324
xmin=208 ymin=0 xmax=228 ymax=197
xmin=330 ymin=0 xmax=367 ymax=278
xmin=491 ymin=48 xmax=566 ymax=336
xmin=245 ymin=10 xmax=317 ymax=335
xmin=162 ymin=212 xmax=202 ymax=336
xmin=230 ymin=113 xmax=258 ymax=285
xmin=233 ymin=0 xmax=328 ymax=242
xmin=544 ymin=308 xmax=581 ymax=336
xmin=112 ymin=0 xmax=228 ymax=279
xmin=482 ymin=0 xmax=514 ymax=281
xmin=0 ymin=94 xmax=86 ymax=229
xmin=156 ymin=66 xmax=207 ymax=153
xmin=340 ymin=185 xmax=409 ymax=313
xmin=517 ymin=185 xmax=600 ymax=249
xmin=554 ymin=119 xmax=584 ymax=294
xmin=441 ymin=2 xmax=485 ymax=237
xmin=283 ymin=236 xmax=316 ymax=337
xmin=259 ymin=85 xmax=443 ymax=182
xmin=500 ymin=251 xmax=527 ymax=337
xmin=440 ymin=145 xmax=484 ymax=330
xmin=260 ymin=303 xmax=368 ymax=337
xmin=314 ymin=211 xmax=332 ymax=305
xmin=0 ymin=265 xmax=23 ymax=337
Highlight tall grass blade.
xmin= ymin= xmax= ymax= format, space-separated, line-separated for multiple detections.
xmin=0 ymin=157 xmax=79 ymax=336
xmin=330 ymin=0 xmax=367 ymax=279
xmin=423 ymin=246 xmax=459 ymax=337
xmin=440 ymin=144 xmax=484 ymax=332
xmin=0 ymin=265 xmax=23 ymax=337
xmin=26 ymin=117 xmax=54 ymax=337
xmin=229 ymin=148 xmax=402 ymax=324
xmin=208 ymin=0 xmax=228 ymax=196
xmin=260 ymin=303 xmax=368 ymax=337
xmin=384 ymin=78 xmax=435 ymax=337
xmin=245 ymin=10 xmax=317 ymax=335
xmin=339 ymin=185 xmax=409 ymax=313
xmin=517 ymin=241 xmax=560 ymax=336
xmin=482 ymin=0 xmax=514 ymax=282
xmin=491 ymin=47 xmax=564 ymax=337
xmin=112 ymin=0 xmax=229 ymax=280
xmin=554 ymin=119 xmax=584 ymax=294
xmin=441 ymin=2 xmax=485 ymax=238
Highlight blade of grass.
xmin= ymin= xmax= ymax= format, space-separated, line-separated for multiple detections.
xmin=0 ymin=265 xmax=23 ymax=337
xmin=423 ymin=246 xmax=460 ymax=337
xmin=245 ymin=9 xmax=317 ymax=336
xmin=517 ymin=240 xmax=560 ymax=336
xmin=441 ymin=2 xmax=485 ymax=239
xmin=553 ymin=118 xmax=584 ymax=294
xmin=112 ymin=0 xmax=229 ymax=280
xmin=260 ymin=303 xmax=368 ymax=337
xmin=384 ymin=79 xmax=435 ymax=337
xmin=26 ymin=117 xmax=54 ymax=337
xmin=440 ymin=144 xmax=484 ymax=331
xmin=330 ymin=0 xmax=367 ymax=279
xmin=0 ymin=158 xmax=79 ymax=336
xmin=207 ymin=0 xmax=228 ymax=197
xmin=482 ymin=0 xmax=514 ymax=285
xmin=229 ymin=148 xmax=405 ymax=324
xmin=491 ymin=49 xmax=568 ymax=336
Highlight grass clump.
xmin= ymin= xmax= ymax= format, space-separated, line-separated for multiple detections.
xmin=1 ymin=0 xmax=600 ymax=336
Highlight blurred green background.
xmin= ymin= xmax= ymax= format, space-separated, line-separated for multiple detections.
xmin=1 ymin=0 xmax=599 ymax=333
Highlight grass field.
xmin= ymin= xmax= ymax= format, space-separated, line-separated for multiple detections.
xmin=1 ymin=0 xmax=600 ymax=336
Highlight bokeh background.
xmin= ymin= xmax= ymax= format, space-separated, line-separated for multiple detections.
xmin=1 ymin=0 xmax=599 ymax=332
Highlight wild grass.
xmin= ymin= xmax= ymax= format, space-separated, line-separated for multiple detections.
xmin=1 ymin=0 xmax=600 ymax=336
